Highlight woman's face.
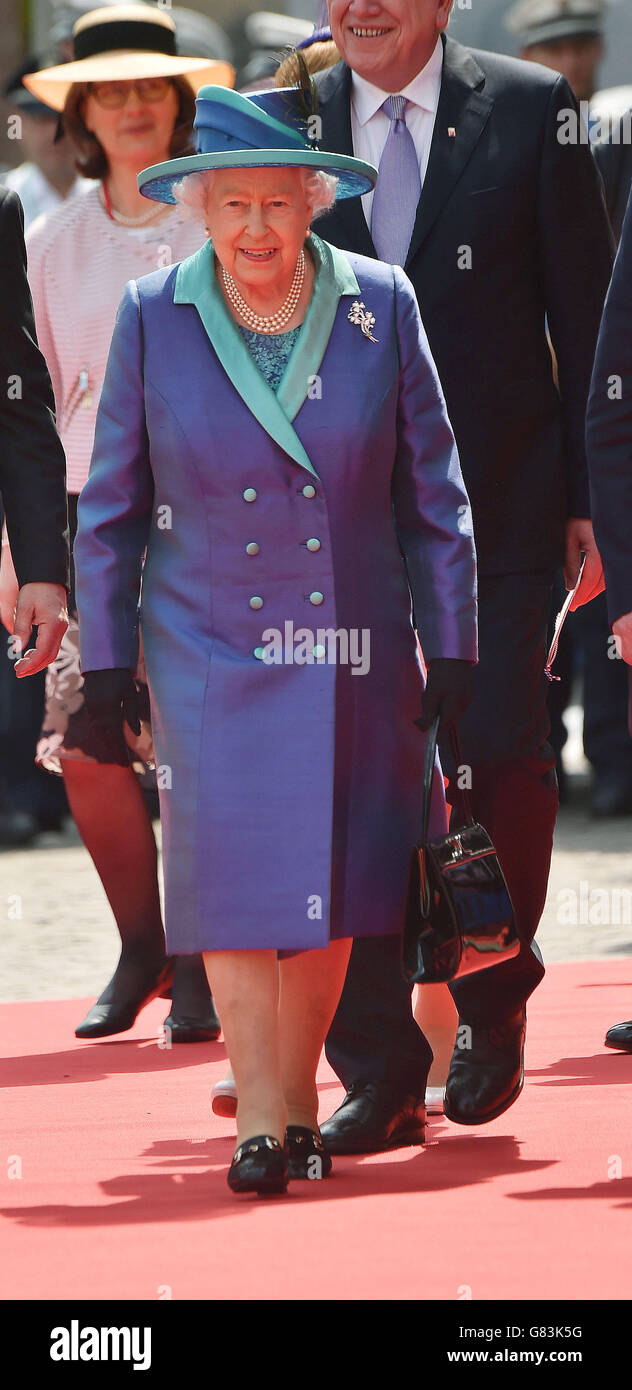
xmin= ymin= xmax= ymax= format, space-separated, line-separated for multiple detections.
xmin=82 ymin=78 xmax=180 ymax=172
xmin=204 ymin=167 xmax=312 ymax=292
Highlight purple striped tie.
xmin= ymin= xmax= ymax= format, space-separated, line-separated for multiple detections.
xmin=370 ymin=95 xmax=422 ymax=267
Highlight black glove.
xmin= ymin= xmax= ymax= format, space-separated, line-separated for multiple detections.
xmin=417 ymin=658 xmax=475 ymax=733
xmin=82 ymin=667 xmax=142 ymax=766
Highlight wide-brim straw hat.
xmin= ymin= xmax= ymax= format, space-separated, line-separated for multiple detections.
xmin=138 ymin=84 xmax=377 ymax=204
xmin=22 ymin=4 xmax=235 ymax=112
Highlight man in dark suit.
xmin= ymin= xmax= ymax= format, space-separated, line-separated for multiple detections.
xmin=0 ymin=185 xmax=68 ymax=677
xmin=313 ymin=0 xmax=614 ymax=1151
xmin=506 ymin=4 xmax=632 ymax=821
xmin=594 ymin=113 xmax=632 ymax=246
xmin=586 ymin=188 xmax=632 ymax=1054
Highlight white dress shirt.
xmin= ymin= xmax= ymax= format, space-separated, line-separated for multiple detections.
xmin=350 ymin=36 xmax=444 ymax=227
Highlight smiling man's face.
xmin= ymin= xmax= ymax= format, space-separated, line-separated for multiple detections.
xmin=329 ymin=0 xmax=453 ymax=90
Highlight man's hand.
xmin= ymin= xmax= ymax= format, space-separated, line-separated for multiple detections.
xmin=417 ymin=658 xmax=475 ymax=733
xmin=612 ymin=612 xmax=632 ymax=666
xmin=13 ymin=583 xmax=68 ymax=677
xmin=0 ymin=543 xmax=20 ymax=633
xmin=565 ymin=518 xmax=605 ymax=610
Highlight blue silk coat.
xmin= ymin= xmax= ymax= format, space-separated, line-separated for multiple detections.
xmin=75 ymin=233 xmax=477 ymax=953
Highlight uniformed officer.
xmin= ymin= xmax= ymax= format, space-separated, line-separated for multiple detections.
xmin=506 ymin=0 xmax=606 ymax=101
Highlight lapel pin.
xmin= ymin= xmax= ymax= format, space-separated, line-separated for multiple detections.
xmin=348 ymin=300 xmax=379 ymax=343
xmin=448 ymin=127 xmax=456 ymax=138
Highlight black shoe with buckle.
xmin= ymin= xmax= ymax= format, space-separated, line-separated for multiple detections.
xmin=286 ymin=1126 xmax=333 ymax=1180
xmin=227 ymin=1135 xmax=289 ymax=1195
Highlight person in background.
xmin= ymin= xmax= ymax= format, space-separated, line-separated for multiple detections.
xmin=171 ymin=6 xmax=234 ymax=70
xmin=301 ymin=0 xmax=612 ymax=1155
xmin=0 ymin=56 xmax=91 ymax=845
xmin=506 ymin=0 xmax=605 ymax=103
xmin=0 ymin=4 xmax=234 ymax=1043
xmin=2 ymin=56 xmax=90 ymax=230
xmin=586 ymin=190 xmax=632 ymax=1053
xmin=508 ymin=0 xmax=632 ymax=817
xmin=594 ymin=109 xmax=632 ymax=246
xmin=0 ymin=184 xmax=69 ymax=730
xmin=238 ymin=10 xmax=314 ymax=92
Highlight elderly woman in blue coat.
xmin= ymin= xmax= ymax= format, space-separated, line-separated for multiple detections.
xmin=74 ymin=81 xmax=478 ymax=1195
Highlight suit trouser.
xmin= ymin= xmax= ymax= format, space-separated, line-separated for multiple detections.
xmin=578 ymin=591 xmax=632 ymax=778
xmin=325 ymin=570 xmax=558 ymax=1095
xmin=547 ymin=579 xmax=632 ymax=783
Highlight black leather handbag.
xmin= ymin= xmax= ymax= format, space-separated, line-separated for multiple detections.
xmin=402 ymin=716 xmax=520 ymax=985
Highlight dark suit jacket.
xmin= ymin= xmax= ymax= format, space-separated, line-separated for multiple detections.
xmin=0 ymin=186 xmax=69 ymax=588
xmin=594 ymin=114 xmax=632 ymax=245
xmin=586 ymin=192 xmax=632 ymax=626
xmin=314 ymin=36 xmax=614 ymax=574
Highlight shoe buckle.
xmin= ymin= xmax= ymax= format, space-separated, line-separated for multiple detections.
xmin=233 ymin=1136 xmax=280 ymax=1164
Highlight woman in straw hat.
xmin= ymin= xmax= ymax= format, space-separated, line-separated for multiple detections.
xmin=0 ymin=5 xmax=233 ymax=1043
xmin=74 ymin=76 xmax=477 ymax=1194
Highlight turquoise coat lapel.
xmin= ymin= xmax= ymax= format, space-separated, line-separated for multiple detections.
xmin=173 ymin=233 xmax=360 ymax=479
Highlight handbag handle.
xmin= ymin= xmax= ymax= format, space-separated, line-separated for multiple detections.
xmin=419 ymin=715 xmax=474 ymax=844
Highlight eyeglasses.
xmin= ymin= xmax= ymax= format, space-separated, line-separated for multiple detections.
xmin=87 ymin=77 xmax=173 ymax=109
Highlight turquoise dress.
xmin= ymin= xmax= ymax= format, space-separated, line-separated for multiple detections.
xmin=237 ymin=324 xmax=301 ymax=393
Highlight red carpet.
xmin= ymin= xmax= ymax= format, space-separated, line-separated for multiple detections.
xmin=2 ymin=959 xmax=631 ymax=1301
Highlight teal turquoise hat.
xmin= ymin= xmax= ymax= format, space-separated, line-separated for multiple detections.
xmin=138 ymin=84 xmax=377 ymax=203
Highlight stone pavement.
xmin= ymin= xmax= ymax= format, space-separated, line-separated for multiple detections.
xmin=0 ymin=771 xmax=631 ymax=1003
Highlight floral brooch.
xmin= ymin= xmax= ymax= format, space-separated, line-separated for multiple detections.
xmin=348 ymin=300 xmax=378 ymax=343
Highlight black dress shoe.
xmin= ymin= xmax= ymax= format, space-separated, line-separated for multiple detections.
xmin=163 ymin=955 xmax=221 ymax=1041
xmin=605 ymin=1020 xmax=632 ymax=1052
xmin=227 ymin=1135 xmax=289 ymax=1195
xmin=75 ymin=959 xmax=175 ymax=1039
xmin=286 ymin=1125 xmax=333 ymax=1180
xmin=444 ymin=1008 xmax=526 ymax=1126
xmin=319 ymin=1081 xmax=426 ymax=1155
xmin=162 ymin=1005 xmax=221 ymax=1043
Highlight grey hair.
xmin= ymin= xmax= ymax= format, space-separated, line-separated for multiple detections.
xmin=172 ymin=166 xmax=338 ymax=222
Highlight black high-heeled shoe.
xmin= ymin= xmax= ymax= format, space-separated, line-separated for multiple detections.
xmin=286 ymin=1126 xmax=333 ymax=1180
xmin=227 ymin=1135 xmax=289 ymax=1195
xmin=74 ymin=958 xmax=175 ymax=1039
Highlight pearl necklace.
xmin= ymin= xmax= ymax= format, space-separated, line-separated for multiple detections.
xmin=220 ymin=250 xmax=305 ymax=334
xmin=101 ymin=182 xmax=166 ymax=227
